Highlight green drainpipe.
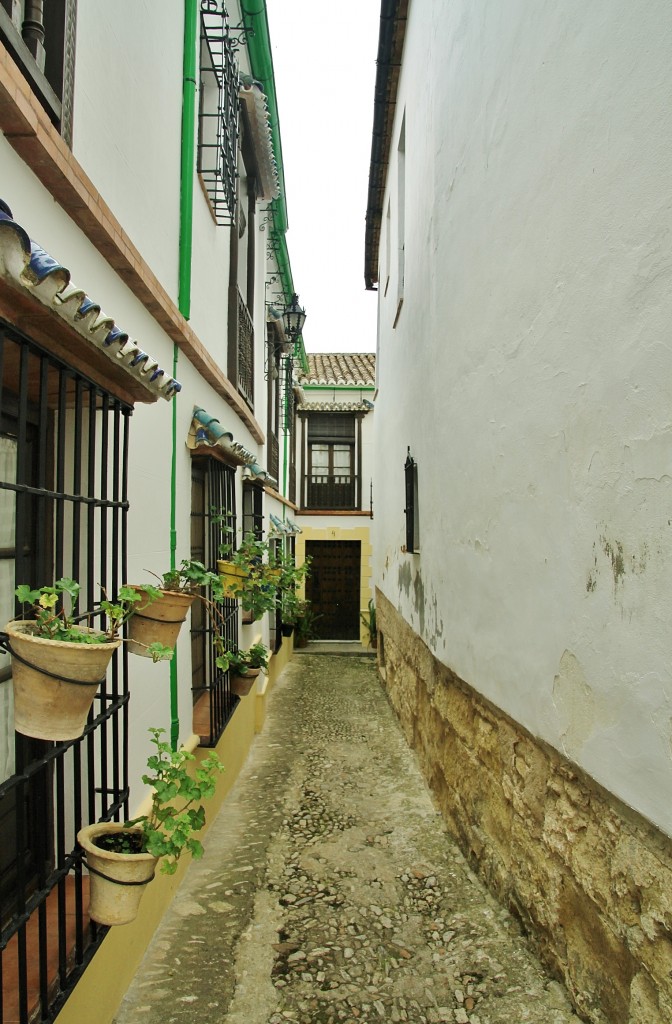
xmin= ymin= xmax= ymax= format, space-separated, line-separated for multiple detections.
xmin=179 ymin=0 xmax=197 ymax=320
xmin=169 ymin=0 xmax=197 ymax=749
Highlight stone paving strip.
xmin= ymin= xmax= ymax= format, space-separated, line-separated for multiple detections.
xmin=114 ymin=654 xmax=582 ymax=1024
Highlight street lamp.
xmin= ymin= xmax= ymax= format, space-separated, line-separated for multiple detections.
xmin=282 ymin=293 xmax=307 ymax=340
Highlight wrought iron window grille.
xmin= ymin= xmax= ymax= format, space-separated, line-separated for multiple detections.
xmin=0 ymin=317 xmax=131 ymax=1024
xmin=198 ymin=0 xmax=241 ymax=226
xmin=404 ymin=448 xmax=418 ymax=553
xmin=190 ymin=458 xmax=238 ymax=747
xmin=236 ymin=287 xmax=254 ymax=405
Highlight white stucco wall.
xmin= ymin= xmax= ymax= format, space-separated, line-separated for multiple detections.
xmin=1 ymin=119 xmax=269 ymax=810
xmin=73 ymin=2 xmax=183 ymax=299
xmin=374 ymin=0 xmax=672 ymax=834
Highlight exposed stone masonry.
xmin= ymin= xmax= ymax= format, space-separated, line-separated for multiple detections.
xmin=377 ymin=590 xmax=672 ymax=1023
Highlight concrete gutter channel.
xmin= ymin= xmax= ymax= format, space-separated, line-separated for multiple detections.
xmin=114 ymin=654 xmax=581 ymax=1024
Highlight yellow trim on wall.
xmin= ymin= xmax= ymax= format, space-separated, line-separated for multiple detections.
xmin=296 ymin=525 xmax=373 ymax=647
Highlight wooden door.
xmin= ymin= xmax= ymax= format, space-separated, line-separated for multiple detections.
xmin=305 ymin=541 xmax=361 ymax=640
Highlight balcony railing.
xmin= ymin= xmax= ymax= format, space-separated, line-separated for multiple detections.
xmin=306 ymin=475 xmax=357 ymax=510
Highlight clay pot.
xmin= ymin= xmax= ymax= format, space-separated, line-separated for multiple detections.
xmin=230 ymin=667 xmax=260 ymax=697
xmin=78 ymin=822 xmax=157 ymax=926
xmin=5 ymin=620 xmax=120 ymax=741
xmin=126 ymin=587 xmax=195 ymax=659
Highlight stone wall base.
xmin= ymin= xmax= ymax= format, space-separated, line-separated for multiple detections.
xmin=376 ymin=590 xmax=672 ymax=1024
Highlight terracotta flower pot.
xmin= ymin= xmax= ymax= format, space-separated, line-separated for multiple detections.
xmin=5 ymin=620 xmax=120 ymax=741
xmin=230 ymin=667 xmax=260 ymax=697
xmin=78 ymin=822 xmax=157 ymax=926
xmin=126 ymin=587 xmax=195 ymax=659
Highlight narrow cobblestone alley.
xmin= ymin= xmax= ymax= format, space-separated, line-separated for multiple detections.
xmin=114 ymin=654 xmax=581 ymax=1024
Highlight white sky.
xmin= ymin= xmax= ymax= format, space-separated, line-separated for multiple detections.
xmin=266 ymin=0 xmax=381 ymax=355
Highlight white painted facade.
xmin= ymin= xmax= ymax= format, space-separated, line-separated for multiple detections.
xmin=0 ymin=2 xmax=298 ymax=802
xmin=372 ymin=0 xmax=672 ymax=835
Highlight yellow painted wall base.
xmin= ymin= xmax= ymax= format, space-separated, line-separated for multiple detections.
xmin=55 ymin=642 xmax=291 ymax=1024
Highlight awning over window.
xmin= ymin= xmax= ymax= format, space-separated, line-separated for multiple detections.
xmin=188 ymin=406 xmax=257 ymax=466
xmin=239 ymin=77 xmax=280 ymax=201
xmin=242 ymin=464 xmax=277 ymax=487
xmin=0 ymin=201 xmax=181 ymax=401
xmin=269 ymin=513 xmax=301 ymax=536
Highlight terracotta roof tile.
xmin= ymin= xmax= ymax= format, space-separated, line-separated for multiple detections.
xmin=298 ymin=353 xmax=375 ymax=387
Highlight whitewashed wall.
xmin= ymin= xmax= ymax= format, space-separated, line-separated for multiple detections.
xmin=0 ymin=0 xmax=274 ymax=802
xmin=374 ymin=0 xmax=672 ymax=834
xmin=73 ymin=2 xmax=183 ymax=299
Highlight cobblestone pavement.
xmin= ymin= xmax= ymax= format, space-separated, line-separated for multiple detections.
xmin=114 ymin=654 xmax=581 ymax=1024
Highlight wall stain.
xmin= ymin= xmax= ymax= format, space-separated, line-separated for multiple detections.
xmin=398 ymin=560 xmax=412 ymax=598
xmin=413 ymin=571 xmax=425 ymax=636
xmin=588 ymin=532 xmax=648 ymax=597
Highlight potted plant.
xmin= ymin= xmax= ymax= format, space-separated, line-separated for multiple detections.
xmin=294 ymin=600 xmax=319 ymax=648
xmin=77 ymin=727 xmax=224 ymax=925
xmin=361 ymin=598 xmax=377 ymax=649
xmin=127 ymin=559 xmax=225 ymax=660
xmin=3 ymin=579 xmax=159 ymax=741
xmin=217 ymin=533 xmax=280 ymax=621
xmin=227 ymin=641 xmax=270 ymax=697
xmin=280 ymin=590 xmax=300 ymax=637
xmin=271 ymin=549 xmax=311 ymax=637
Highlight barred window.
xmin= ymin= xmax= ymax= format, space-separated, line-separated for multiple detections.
xmin=0 ymin=318 xmax=131 ymax=1023
xmin=190 ymin=457 xmax=238 ymax=746
xmin=198 ymin=0 xmax=239 ymax=226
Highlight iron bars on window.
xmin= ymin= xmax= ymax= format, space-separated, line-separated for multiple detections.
xmin=198 ymin=0 xmax=239 ymax=226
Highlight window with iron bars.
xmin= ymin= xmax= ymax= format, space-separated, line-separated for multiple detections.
xmin=236 ymin=286 xmax=254 ymax=405
xmin=0 ymin=319 xmax=131 ymax=1024
xmin=190 ymin=457 xmax=238 ymax=747
xmin=197 ymin=0 xmax=238 ymax=226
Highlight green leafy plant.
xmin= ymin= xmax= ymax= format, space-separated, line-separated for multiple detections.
xmin=120 ymin=728 xmax=225 ymax=875
xmin=219 ymin=533 xmax=281 ymax=620
xmin=14 ymin=578 xmax=163 ymax=650
xmin=360 ymin=598 xmax=377 ymax=647
xmin=220 ymin=642 xmax=270 ymax=678
xmin=295 ymin=601 xmax=319 ymax=645
xmin=247 ymin=641 xmax=270 ymax=670
xmin=157 ymin=559 xmax=226 ymax=603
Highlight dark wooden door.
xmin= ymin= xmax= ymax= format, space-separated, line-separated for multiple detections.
xmin=305 ymin=541 xmax=360 ymax=640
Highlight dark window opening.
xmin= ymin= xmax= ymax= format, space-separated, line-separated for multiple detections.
xmin=404 ymin=448 xmax=419 ymax=553
xmin=0 ymin=0 xmax=76 ymax=144
xmin=305 ymin=414 xmax=358 ymax=510
xmin=190 ymin=457 xmax=238 ymax=747
xmin=266 ymin=324 xmax=281 ymax=482
xmin=0 ymin=318 xmax=131 ymax=1024
xmin=242 ymin=481 xmax=263 ymax=542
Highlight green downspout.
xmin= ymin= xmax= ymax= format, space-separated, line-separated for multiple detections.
xmin=170 ymin=0 xmax=197 ymax=749
xmin=243 ymin=1 xmax=308 ymax=492
xmin=179 ymin=0 xmax=197 ymax=320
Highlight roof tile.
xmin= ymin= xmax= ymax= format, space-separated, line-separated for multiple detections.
xmin=298 ymin=352 xmax=375 ymax=387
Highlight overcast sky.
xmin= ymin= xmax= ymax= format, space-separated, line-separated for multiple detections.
xmin=266 ymin=0 xmax=381 ymax=355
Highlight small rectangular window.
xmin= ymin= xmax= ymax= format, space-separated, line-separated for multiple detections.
xmin=404 ymin=448 xmax=419 ymax=553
